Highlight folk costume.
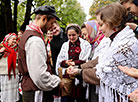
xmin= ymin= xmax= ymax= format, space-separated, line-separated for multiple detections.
xmin=18 ymin=22 xmax=60 ymax=102
xmin=0 ymin=33 xmax=19 ymax=102
xmin=93 ymin=26 xmax=138 ymax=102
xmin=56 ymin=37 xmax=91 ymax=75
xmin=56 ymin=37 xmax=91 ymax=102
xmin=83 ymin=20 xmax=104 ymax=102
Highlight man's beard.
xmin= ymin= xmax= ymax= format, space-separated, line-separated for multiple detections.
xmin=41 ymin=22 xmax=48 ymax=33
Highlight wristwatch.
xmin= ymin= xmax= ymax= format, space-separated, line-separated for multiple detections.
xmin=134 ymin=26 xmax=138 ymax=33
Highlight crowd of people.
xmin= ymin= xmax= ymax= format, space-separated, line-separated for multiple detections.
xmin=0 ymin=0 xmax=138 ymax=102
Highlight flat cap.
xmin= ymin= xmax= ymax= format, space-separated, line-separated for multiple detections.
xmin=34 ymin=5 xmax=60 ymax=21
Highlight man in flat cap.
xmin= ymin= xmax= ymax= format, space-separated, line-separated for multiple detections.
xmin=18 ymin=5 xmax=61 ymax=102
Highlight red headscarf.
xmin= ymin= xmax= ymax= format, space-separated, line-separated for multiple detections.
xmin=0 ymin=33 xmax=18 ymax=80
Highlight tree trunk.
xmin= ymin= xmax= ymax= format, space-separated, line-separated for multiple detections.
xmin=0 ymin=0 xmax=14 ymax=42
xmin=0 ymin=1 xmax=5 ymax=42
xmin=13 ymin=0 xmax=18 ymax=33
xmin=20 ymin=0 xmax=33 ymax=31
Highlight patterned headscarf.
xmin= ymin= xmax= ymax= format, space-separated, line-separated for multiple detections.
xmin=0 ymin=33 xmax=18 ymax=80
xmin=85 ymin=20 xmax=104 ymax=49
xmin=85 ymin=20 xmax=99 ymax=43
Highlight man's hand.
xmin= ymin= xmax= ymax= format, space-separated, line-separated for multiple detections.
xmin=118 ymin=66 xmax=138 ymax=79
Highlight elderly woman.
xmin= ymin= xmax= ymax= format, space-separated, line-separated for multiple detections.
xmin=56 ymin=24 xmax=91 ymax=102
xmin=81 ymin=20 xmax=104 ymax=102
xmin=67 ymin=3 xmax=138 ymax=102
xmin=81 ymin=20 xmax=104 ymax=51
xmin=0 ymin=33 xmax=19 ymax=102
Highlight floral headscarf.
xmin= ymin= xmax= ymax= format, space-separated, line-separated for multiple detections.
xmin=85 ymin=20 xmax=104 ymax=49
xmin=0 ymin=33 xmax=18 ymax=80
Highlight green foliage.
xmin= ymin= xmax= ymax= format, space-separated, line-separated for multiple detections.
xmin=17 ymin=0 xmax=86 ymax=30
xmin=89 ymin=0 xmax=118 ymax=20
xmin=17 ymin=0 xmax=27 ymax=31
xmin=55 ymin=0 xmax=86 ymax=28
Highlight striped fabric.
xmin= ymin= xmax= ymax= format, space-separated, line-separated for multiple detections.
xmin=54 ymin=96 xmax=61 ymax=102
xmin=0 ymin=75 xmax=19 ymax=102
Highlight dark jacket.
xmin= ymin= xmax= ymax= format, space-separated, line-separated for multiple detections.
xmin=50 ymin=28 xmax=68 ymax=74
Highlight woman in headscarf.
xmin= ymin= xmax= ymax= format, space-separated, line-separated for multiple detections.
xmin=0 ymin=33 xmax=19 ymax=102
xmin=81 ymin=20 xmax=104 ymax=50
xmin=81 ymin=20 xmax=104 ymax=102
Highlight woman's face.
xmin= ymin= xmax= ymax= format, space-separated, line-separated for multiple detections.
xmin=67 ymin=29 xmax=79 ymax=43
xmin=18 ymin=32 xmax=23 ymax=39
xmin=50 ymin=23 xmax=60 ymax=36
xmin=96 ymin=15 xmax=114 ymax=37
xmin=123 ymin=2 xmax=138 ymax=16
xmin=47 ymin=31 xmax=53 ymax=41
xmin=8 ymin=36 xmax=17 ymax=47
xmin=81 ymin=27 xmax=89 ymax=41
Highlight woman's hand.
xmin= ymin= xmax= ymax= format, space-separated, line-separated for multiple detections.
xmin=68 ymin=61 xmax=75 ymax=66
xmin=128 ymin=89 xmax=138 ymax=102
xmin=126 ymin=23 xmax=137 ymax=30
xmin=66 ymin=59 xmax=75 ymax=66
xmin=118 ymin=66 xmax=138 ymax=79
xmin=0 ymin=47 xmax=6 ymax=53
xmin=67 ymin=66 xmax=80 ymax=76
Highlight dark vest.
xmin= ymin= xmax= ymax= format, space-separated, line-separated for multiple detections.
xmin=18 ymin=30 xmax=45 ymax=91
